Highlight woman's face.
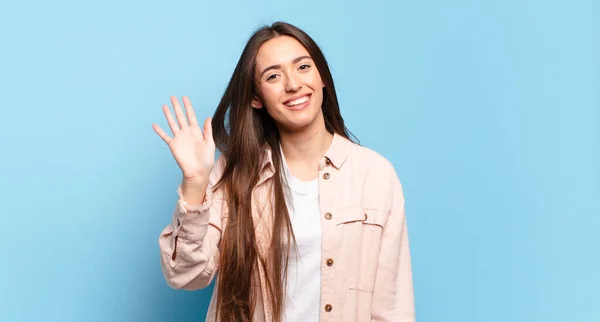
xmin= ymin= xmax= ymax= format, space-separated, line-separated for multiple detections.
xmin=252 ymin=35 xmax=325 ymax=132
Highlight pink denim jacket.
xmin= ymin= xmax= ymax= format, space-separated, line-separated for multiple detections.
xmin=158 ymin=133 xmax=415 ymax=321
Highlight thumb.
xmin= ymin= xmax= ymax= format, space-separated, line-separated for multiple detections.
xmin=203 ymin=117 xmax=214 ymax=143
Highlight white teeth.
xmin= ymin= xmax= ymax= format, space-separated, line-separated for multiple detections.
xmin=285 ymin=95 xmax=309 ymax=106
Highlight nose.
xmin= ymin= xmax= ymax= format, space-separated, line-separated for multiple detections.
xmin=285 ymin=73 xmax=302 ymax=92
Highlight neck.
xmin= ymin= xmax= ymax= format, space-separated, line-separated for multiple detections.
xmin=278 ymin=117 xmax=333 ymax=181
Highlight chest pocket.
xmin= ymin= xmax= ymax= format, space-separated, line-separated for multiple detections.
xmin=335 ymin=206 xmax=387 ymax=226
xmin=335 ymin=206 xmax=388 ymax=292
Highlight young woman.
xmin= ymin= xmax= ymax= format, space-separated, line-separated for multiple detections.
xmin=154 ymin=21 xmax=414 ymax=322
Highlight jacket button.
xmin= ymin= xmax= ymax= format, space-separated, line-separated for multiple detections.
xmin=323 ymin=172 xmax=330 ymax=180
xmin=325 ymin=157 xmax=331 ymax=165
xmin=324 ymin=304 xmax=332 ymax=312
xmin=326 ymin=258 xmax=334 ymax=266
xmin=324 ymin=212 xmax=332 ymax=220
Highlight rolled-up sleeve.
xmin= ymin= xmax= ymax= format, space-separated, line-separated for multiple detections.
xmin=158 ymin=157 xmax=227 ymax=291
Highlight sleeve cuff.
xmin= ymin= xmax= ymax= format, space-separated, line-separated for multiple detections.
xmin=171 ymin=184 xmax=213 ymax=237
xmin=176 ymin=184 xmax=212 ymax=214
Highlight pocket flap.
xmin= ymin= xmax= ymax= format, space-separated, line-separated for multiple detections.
xmin=363 ymin=209 xmax=388 ymax=227
xmin=335 ymin=206 xmax=367 ymax=225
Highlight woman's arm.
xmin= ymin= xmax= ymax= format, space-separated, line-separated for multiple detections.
xmin=371 ymin=167 xmax=415 ymax=321
xmin=158 ymin=156 xmax=227 ymax=290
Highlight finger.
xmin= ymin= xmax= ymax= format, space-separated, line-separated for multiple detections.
xmin=162 ymin=104 xmax=179 ymax=134
xmin=182 ymin=96 xmax=199 ymax=127
xmin=152 ymin=124 xmax=172 ymax=143
xmin=203 ymin=117 xmax=214 ymax=143
xmin=171 ymin=96 xmax=189 ymax=129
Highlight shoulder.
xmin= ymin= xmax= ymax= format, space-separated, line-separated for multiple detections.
xmin=346 ymin=142 xmax=405 ymax=210
xmin=348 ymin=142 xmax=399 ymax=179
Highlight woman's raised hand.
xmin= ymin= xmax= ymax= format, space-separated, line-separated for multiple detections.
xmin=152 ymin=96 xmax=215 ymax=182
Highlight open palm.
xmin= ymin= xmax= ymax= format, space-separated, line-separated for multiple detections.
xmin=152 ymin=96 xmax=215 ymax=181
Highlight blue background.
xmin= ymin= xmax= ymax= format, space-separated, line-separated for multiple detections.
xmin=1 ymin=0 xmax=598 ymax=321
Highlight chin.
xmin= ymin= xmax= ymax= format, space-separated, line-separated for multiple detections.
xmin=282 ymin=110 xmax=323 ymax=132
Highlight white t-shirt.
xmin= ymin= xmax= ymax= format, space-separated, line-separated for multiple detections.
xmin=281 ymin=155 xmax=322 ymax=322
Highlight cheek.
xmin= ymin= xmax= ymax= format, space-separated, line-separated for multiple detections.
xmin=307 ymin=74 xmax=324 ymax=95
xmin=306 ymin=73 xmax=324 ymax=90
xmin=261 ymin=84 xmax=283 ymax=105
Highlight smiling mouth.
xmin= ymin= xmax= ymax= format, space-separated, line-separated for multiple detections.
xmin=283 ymin=94 xmax=311 ymax=107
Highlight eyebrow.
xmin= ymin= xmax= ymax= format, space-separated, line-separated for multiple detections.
xmin=259 ymin=55 xmax=313 ymax=78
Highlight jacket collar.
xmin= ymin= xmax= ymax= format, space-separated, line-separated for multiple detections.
xmin=259 ymin=132 xmax=353 ymax=181
xmin=322 ymin=132 xmax=353 ymax=170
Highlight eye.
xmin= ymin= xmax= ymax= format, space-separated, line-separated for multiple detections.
xmin=266 ymin=74 xmax=278 ymax=81
xmin=299 ymin=64 xmax=311 ymax=70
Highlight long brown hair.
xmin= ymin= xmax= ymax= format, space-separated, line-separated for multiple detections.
xmin=211 ymin=21 xmax=356 ymax=322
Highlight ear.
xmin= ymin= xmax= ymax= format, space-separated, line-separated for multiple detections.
xmin=251 ymin=96 xmax=263 ymax=109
